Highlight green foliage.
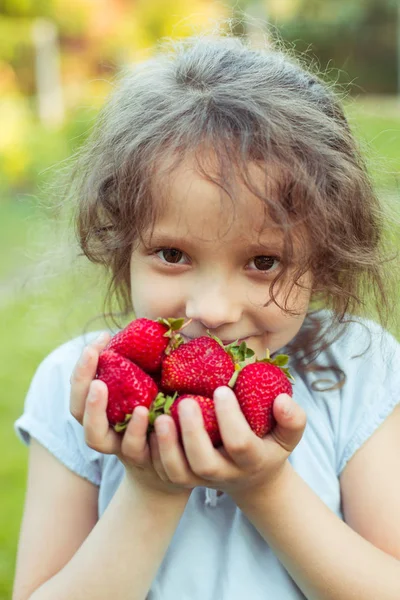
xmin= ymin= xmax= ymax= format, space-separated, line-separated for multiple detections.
xmin=0 ymin=0 xmax=52 ymax=18
xmin=274 ymin=17 xmax=398 ymax=94
xmin=345 ymin=100 xmax=400 ymax=189
xmin=290 ymin=0 xmax=397 ymax=23
xmin=0 ymin=16 xmax=32 ymax=62
xmin=0 ymin=99 xmax=98 ymax=196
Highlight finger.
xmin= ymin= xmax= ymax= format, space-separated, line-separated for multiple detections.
xmin=155 ymin=415 xmax=196 ymax=486
xmin=214 ymin=386 xmax=261 ymax=469
xmin=69 ymin=332 xmax=110 ymax=423
xmin=83 ymin=379 xmax=121 ymax=454
xmin=121 ymin=406 xmax=151 ymax=466
xmin=178 ymin=399 xmax=222 ymax=480
xmin=91 ymin=331 xmax=111 ymax=352
xmin=271 ymin=394 xmax=307 ymax=452
xmin=149 ymin=431 xmax=169 ymax=482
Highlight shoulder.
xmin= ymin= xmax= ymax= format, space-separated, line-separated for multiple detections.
xmin=305 ymin=310 xmax=399 ymax=383
xmin=293 ymin=311 xmax=400 ymax=476
xmin=38 ymin=330 xmax=107 ymax=372
xmin=21 ymin=329 xmax=108 ymax=408
xmin=333 ymin=314 xmax=398 ymax=357
xmin=332 ymin=315 xmax=399 ymax=390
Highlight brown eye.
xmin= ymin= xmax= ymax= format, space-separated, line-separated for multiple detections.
xmin=158 ymin=248 xmax=184 ymax=264
xmin=252 ymin=256 xmax=279 ymax=271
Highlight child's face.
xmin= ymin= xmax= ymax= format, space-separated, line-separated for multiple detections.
xmin=130 ymin=154 xmax=312 ymax=358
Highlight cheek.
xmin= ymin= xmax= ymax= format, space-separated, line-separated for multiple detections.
xmin=130 ymin=268 xmax=184 ymax=319
xmin=129 ymin=262 xmax=155 ymax=316
xmin=260 ymin=303 xmax=297 ymax=334
xmin=257 ymin=277 xmax=312 ymax=336
xmin=255 ymin=305 xmax=308 ymax=355
xmin=274 ymin=272 xmax=313 ymax=313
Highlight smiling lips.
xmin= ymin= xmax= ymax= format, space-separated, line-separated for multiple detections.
xmin=182 ymin=334 xmax=251 ymax=345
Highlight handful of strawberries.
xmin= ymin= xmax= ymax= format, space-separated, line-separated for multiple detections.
xmin=96 ymin=317 xmax=294 ymax=447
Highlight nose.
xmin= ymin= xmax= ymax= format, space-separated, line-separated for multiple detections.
xmin=185 ymin=281 xmax=242 ymax=330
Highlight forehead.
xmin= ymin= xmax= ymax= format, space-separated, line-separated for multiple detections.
xmin=148 ymin=150 xmax=282 ymax=244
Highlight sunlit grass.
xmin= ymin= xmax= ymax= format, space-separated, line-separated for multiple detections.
xmin=345 ymin=96 xmax=400 ymax=190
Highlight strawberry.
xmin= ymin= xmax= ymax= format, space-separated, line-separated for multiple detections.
xmin=167 ymin=394 xmax=222 ymax=447
xmin=106 ymin=317 xmax=185 ymax=374
xmin=96 ymin=350 xmax=160 ymax=432
xmin=231 ymin=351 xmax=294 ymax=438
xmin=161 ymin=336 xmax=238 ymax=398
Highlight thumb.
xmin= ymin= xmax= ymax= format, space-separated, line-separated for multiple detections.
xmin=271 ymin=394 xmax=306 ymax=452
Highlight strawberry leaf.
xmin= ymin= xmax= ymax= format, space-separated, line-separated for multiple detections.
xmin=148 ymin=392 xmax=178 ymax=428
xmin=157 ymin=317 xmax=186 ymax=338
xmin=272 ymin=354 xmax=289 ymax=368
xmin=148 ymin=392 xmax=168 ymax=426
xmin=257 ymin=350 xmax=295 ymax=383
xmin=206 ymin=333 xmax=256 ymax=364
xmin=163 ymin=333 xmax=185 ymax=355
xmin=227 ymin=340 xmax=255 ymax=363
xmin=153 ymin=392 xmax=168 ymax=410
xmin=114 ymin=414 xmax=132 ymax=433
xmin=163 ymin=393 xmax=177 ymax=414
xmin=283 ymin=368 xmax=295 ymax=382
xmin=169 ymin=318 xmax=186 ymax=331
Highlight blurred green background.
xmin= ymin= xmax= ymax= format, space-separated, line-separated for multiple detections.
xmin=1 ymin=0 xmax=399 ymax=597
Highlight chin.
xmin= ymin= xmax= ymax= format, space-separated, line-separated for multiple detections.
xmin=248 ymin=337 xmax=279 ymax=359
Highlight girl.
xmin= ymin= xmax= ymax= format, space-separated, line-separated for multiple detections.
xmin=13 ymin=29 xmax=400 ymax=600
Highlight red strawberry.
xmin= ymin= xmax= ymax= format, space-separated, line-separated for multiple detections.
xmin=232 ymin=352 xmax=293 ymax=438
xmin=153 ymin=393 xmax=222 ymax=447
xmin=96 ymin=350 xmax=159 ymax=431
xmin=106 ymin=317 xmax=185 ymax=374
xmin=161 ymin=336 xmax=237 ymax=398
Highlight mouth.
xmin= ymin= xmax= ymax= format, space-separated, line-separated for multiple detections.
xmin=182 ymin=334 xmax=250 ymax=346
xmin=221 ymin=338 xmax=252 ymax=347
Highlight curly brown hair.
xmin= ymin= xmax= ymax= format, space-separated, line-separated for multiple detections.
xmin=66 ymin=30 xmax=397 ymax=384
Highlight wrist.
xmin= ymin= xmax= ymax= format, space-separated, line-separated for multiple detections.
xmin=231 ymin=460 xmax=293 ymax=508
xmin=122 ymin=473 xmax=192 ymax=506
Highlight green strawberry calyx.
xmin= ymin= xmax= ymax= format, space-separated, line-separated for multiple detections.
xmin=158 ymin=317 xmax=193 ymax=354
xmin=260 ymin=349 xmax=295 ymax=382
xmin=206 ymin=330 xmax=255 ymax=365
xmin=147 ymin=391 xmax=178 ymax=433
xmin=227 ymin=348 xmax=295 ymax=388
xmin=157 ymin=317 xmax=186 ymax=336
xmin=115 ymin=389 xmax=179 ymax=435
xmin=114 ymin=414 xmax=133 ymax=433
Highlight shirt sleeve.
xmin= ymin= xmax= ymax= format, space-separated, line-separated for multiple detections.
xmin=14 ymin=334 xmax=104 ymax=486
xmin=335 ymin=321 xmax=400 ymax=475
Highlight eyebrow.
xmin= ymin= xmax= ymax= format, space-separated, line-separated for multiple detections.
xmin=144 ymin=233 xmax=284 ymax=254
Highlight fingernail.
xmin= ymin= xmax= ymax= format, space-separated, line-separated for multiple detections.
xmin=97 ymin=332 xmax=108 ymax=343
xmin=133 ymin=408 xmax=142 ymax=422
xmin=279 ymin=394 xmax=293 ymax=415
xmin=156 ymin=420 xmax=170 ymax=435
xmin=179 ymin=400 xmax=196 ymax=419
xmin=214 ymin=387 xmax=232 ymax=403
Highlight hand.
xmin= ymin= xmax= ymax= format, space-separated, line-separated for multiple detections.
xmin=69 ymin=332 xmax=191 ymax=499
xmin=150 ymin=386 xmax=307 ymax=498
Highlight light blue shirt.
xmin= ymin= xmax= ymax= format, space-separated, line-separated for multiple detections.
xmin=14 ymin=313 xmax=400 ymax=599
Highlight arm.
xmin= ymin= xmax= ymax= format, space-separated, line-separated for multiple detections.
xmin=13 ymin=440 xmax=190 ymax=600
xmin=231 ymin=405 xmax=400 ymax=600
